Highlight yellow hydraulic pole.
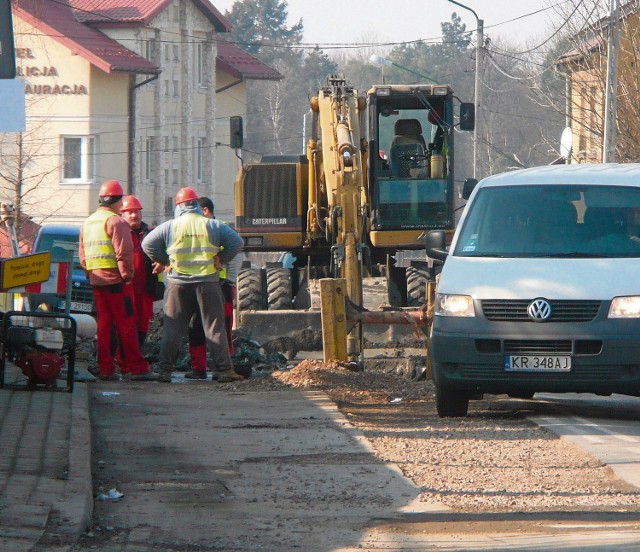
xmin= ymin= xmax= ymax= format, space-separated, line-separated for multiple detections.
xmin=320 ymin=278 xmax=348 ymax=362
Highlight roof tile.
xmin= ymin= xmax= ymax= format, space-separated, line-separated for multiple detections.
xmin=14 ymin=0 xmax=159 ymax=74
xmin=68 ymin=0 xmax=230 ymax=31
xmin=217 ymin=38 xmax=282 ymax=81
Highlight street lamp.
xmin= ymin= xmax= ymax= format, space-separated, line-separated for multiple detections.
xmin=368 ymin=54 xmax=438 ymax=84
xmin=448 ymin=0 xmax=483 ymax=179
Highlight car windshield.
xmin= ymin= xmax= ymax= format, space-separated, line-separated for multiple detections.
xmin=454 ymin=184 xmax=640 ymax=258
xmin=36 ymin=233 xmax=82 ymax=267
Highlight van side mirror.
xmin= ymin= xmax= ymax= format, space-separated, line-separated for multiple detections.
xmin=462 ymin=178 xmax=478 ymax=200
xmin=426 ymin=230 xmax=448 ymax=262
xmin=459 ymin=103 xmax=475 ymax=131
xmin=230 ymin=116 xmax=243 ymax=149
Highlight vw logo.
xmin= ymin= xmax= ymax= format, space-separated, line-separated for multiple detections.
xmin=528 ymin=298 xmax=552 ymax=321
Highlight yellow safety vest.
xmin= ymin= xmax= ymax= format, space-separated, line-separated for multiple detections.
xmin=83 ymin=209 xmax=118 ymax=270
xmin=218 ymin=218 xmax=227 ymax=280
xmin=167 ymin=213 xmax=219 ymax=275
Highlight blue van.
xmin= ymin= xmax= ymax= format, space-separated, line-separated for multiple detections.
xmin=30 ymin=225 xmax=94 ymax=314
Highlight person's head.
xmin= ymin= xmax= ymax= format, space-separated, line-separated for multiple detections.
xmin=120 ymin=195 xmax=143 ymax=229
xmin=98 ymin=179 xmax=124 ymax=213
xmin=198 ymin=197 xmax=215 ymax=219
xmin=175 ymin=187 xmax=199 ymax=210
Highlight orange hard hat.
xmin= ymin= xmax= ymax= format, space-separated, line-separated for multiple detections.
xmin=99 ymin=179 xmax=124 ymax=197
xmin=175 ymin=187 xmax=198 ymax=205
xmin=121 ymin=195 xmax=143 ymax=212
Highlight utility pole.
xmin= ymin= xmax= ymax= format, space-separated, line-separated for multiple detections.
xmin=603 ymin=0 xmax=620 ymax=163
xmin=448 ymin=1 xmax=483 ymax=179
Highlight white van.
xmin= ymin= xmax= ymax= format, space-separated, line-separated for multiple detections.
xmin=426 ymin=163 xmax=640 ymax=417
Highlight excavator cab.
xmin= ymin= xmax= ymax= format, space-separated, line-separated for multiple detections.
xmin=368 ymin=85 xmax=455 ymax=244
xmin=367 ymin=84 xmax=473 ymax=306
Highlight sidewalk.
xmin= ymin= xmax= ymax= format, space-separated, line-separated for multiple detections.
xmin=0 ymin=367 xmax=93 ymax=551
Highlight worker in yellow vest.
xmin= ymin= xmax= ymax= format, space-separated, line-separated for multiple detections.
xmin=79 ymin=180 xmax=155 ymax=381
xmin=186 ymin=196 xmax=242 ymax=379
xmin=141 ymin=187 xmax=244 ymax=383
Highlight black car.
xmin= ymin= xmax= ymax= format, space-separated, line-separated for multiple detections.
xmin=29 ymin=225 xmax=94 ymax=314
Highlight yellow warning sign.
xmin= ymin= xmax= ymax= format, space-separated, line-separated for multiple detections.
xmin=0 ymin=251 xmax=51 ymax=290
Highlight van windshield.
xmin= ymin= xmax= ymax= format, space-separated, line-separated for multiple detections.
xmin=454 ymin=185 xmax=640 ymax=258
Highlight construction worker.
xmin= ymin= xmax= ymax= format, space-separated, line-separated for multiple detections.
xmin=141 ymin=187 xmax=244 ymax=383
xmin=119 ymin=195 xmax=164 ymax=347
xmin=185 ymin=196 xmax=242 ymax=379
xmin=79 ymin=180 xmax=156 ymax=381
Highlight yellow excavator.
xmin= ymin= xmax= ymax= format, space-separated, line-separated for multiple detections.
xmin=234 ymin=75 xmax=474 ymax=358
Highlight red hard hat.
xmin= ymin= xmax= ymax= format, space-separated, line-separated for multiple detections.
xmin=121 ymin=195 xmax=143 ymax=212
xmin=99 ymin=179 xmax=124 ymax=197
xmin=175 ymin=187 xmax=198 ymax=205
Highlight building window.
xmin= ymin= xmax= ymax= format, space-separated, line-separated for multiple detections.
xmin=172 ymin=136 xmax=178 ymax=153
xmin=145 ymin=136 xmax=155 ymax=181
xmin=165 ymin=196 xmax=173 ymax=216
xmin=173 ymin=79 xmax=180 ymax=97
xmin=164 ymin=80 xmax=170 ymax=97
xmin=61 ymin=135 xmax=95 ymax=182
xmin=144 ymin=38 xmax=155 ymax=61
xmin=196 ymin=138 xmax=205 ymax=182
xmin=164 ymin=136 xmax=169 ymax=153
xmin=173 ymin=45 xmax=179 ymax=62
xmin=173 ymin=168 xmax=179 ymax=187
xmin=196 ymin=42 xmax=204 ymax=86
xmin=164 ymin=45 xmax=170 ymax=62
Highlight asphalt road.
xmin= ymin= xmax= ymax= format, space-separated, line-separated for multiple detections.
xmin=69 ymin=381 xmax=640 ymax=552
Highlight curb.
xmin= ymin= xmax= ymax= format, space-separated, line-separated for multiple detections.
xmin=67 ymin=382 xmax=93 ymax=539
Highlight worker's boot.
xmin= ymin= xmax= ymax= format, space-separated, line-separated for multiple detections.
xmin=184 ymin=370 xmax=207 ymax=380
xmin=217 ymin=368 xmax=245 ymax=383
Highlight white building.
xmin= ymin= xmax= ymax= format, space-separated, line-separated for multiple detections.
xmin=8 ymin=0 xmax=280 ymax=226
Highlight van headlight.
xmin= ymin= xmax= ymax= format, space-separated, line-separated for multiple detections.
xmin=609 ymin=296 xmax=640 ymax=318
xmin=435 ymin=293 xmax=475 ymax=317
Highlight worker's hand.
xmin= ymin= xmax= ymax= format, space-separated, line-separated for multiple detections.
xmin=220 ymin=279 xmax=235 ymax=303
xmin=151 ymin=262 xmax=165 ymax=275
xmin=214 ymin=256 xmax=223 ymax=271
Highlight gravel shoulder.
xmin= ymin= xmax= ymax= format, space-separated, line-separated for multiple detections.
xmin=236 ymin=359 xmax=640 ymax=513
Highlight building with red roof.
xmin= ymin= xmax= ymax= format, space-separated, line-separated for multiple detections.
xmin=7 ymin=0 xmax=281 ymax=224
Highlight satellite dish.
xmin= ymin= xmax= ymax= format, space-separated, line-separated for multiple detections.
xmin=560 ymin=127 xmax=573 ymax=160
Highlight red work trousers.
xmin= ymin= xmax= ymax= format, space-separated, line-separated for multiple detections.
xmin=94 ymin=283 xmax=150 ymax=376
xmin=134 ymin=292 xmax=155 ymax=339
xmin=188 ymin=294 xmax=234 ymax=372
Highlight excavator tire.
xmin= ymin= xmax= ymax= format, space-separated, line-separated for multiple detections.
xmin=266 ymin=268 xmax=293 ymax=310
xmin=237 ymin=269 xmax=264 ymax=311
xmin=406 ymin=266 xmax=429 ymax=307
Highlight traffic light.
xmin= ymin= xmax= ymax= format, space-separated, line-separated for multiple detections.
xmin=0 ymin=0 xmax=16 ymax=79
xmin=230 ymin=116 xmax=243 ymax=149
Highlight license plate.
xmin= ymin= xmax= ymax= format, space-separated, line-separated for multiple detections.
xmin=58 ymin=300 xmax=93 ymax=313
xmin=505 ymin=355 xmax=571 ymax=372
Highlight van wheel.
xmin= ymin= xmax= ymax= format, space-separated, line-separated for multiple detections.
xmin=435 ymin=386 xmax=469 ymax=417
xmin=508 ymin=392 xmax=535 ymax=400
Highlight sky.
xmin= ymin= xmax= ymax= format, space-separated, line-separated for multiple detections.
xmin=210 ymin=0 xmax=564 ymax=50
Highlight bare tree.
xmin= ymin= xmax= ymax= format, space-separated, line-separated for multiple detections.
xmin=0 ymin=111 xmax=73 ymax=237
xmin=530 ymin=0 xmax=640 ymax=163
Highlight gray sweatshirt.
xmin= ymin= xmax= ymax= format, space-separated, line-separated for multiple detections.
xmin=141 ymin=202 xmax=243 ymax=285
